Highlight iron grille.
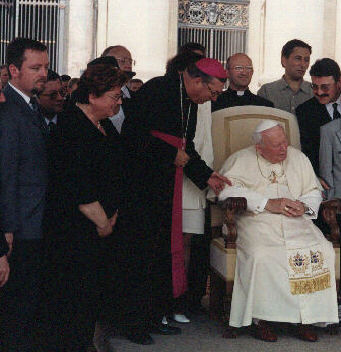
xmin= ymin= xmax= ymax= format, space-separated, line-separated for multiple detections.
xmin=0 ymin=0 xmax=66 ymax=73
xmin=178 ymin=0 xmax=249 ymax=67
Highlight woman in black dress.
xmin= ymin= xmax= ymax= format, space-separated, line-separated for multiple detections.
xmin=43 ymin=62 xmax=127 ymax=351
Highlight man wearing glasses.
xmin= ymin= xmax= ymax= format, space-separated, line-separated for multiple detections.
xmin=296 ymin=58 xmax=341 ymax=255
xmin=101 ymin=45 xmax=136 ymax=134
xmin=258 ymin=39 xmax=313 ymax=114
xmin=37 ymin=69 xmax=65 ymax=132
xmin=212 ymin=53 xmax=273 ymax=112
xmin=296 ymin=58 xmax=341 ymax=179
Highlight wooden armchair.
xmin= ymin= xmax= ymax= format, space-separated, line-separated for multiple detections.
xmin=208 ymin=106 xmax=341 ymax=323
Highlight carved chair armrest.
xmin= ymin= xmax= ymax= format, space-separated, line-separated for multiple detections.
xmin=219 ymin=197 xmax=247 ymax=248
xmin=320 ymin=199 xmax=341 ymax=244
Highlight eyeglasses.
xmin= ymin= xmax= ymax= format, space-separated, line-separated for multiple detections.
xmin=116 ymin=57 xmax=136 ymax=66
xmin=231 ymin=66 xmax=253 ymax=72
xmin=311 ymin=83 xmax=332 ymax=93
xmin=40 ymin=89 xmax=66 ymax=99
xmin=206 ymin=83 xmax=222 ymax=98
xmin=106 ymin=93 xmax=123 ymax=102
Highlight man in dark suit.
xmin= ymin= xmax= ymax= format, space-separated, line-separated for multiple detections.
xmin=212 ymin=53 xmax=273 ymax=112
xmin=296 ymin=58 xmax=341 ymax=180
xmin=0 ymin=38 xmax=49 ymax=352
xmin=296 ymin=58 xmax=341 ymax=238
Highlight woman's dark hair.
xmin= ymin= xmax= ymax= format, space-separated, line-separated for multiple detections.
xmin=73 ymin=64 xmax=127 ymax=104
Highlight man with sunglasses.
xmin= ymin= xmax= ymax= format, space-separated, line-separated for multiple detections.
xmin=296 ymin=58 xmax=341 ymax=179
xmin=37 ymin=69 xmax=65 ymax=130
xmin=296 ymin=59 xmax=341 ymax=270
xmin=212 ymin=53 xmax=273 ymax=112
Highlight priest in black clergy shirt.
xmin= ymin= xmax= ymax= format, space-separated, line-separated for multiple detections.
xmin=118 ymin=58 xmax=231 ymax=345
xmin=212 ymin=53 xmax=273 ymax=112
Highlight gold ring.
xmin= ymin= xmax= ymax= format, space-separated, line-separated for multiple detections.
xmin=284 ymin=206 xmax=289 ymax=211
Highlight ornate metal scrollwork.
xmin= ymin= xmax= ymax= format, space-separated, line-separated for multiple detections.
xmin=179 ymin=0 xmax=249 ymax=29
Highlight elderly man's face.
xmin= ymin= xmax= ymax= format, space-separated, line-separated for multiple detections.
xmin=108 ymin=47 xmax=133 ymax=72
xmin=256 ymin=126 xmax=288 ymax=164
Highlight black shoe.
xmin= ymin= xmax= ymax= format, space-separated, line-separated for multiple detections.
xmin=151 ymin=323 xmax=182 ymax=335
xmin=125 ymin=331 xmax=154 ymax=345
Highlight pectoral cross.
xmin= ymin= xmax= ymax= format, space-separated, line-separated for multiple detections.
xmin=270 ymin=171 xmax=277 ymax=183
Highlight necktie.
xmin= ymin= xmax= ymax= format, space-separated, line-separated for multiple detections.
xmin=333 ymin=103 xmax=341 ymax=120
xmin=47 ymin=121 xmax=57 ymax=135
xmin=29 ymin=97 xmax=39 ymax=112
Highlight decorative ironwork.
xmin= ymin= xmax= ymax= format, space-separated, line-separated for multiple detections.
xmin=179 ymin=0 xmax=249 ymax=29
xmin=0 ymin=0 xmax=66 ymax=73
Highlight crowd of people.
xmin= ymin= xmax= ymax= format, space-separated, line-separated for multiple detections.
xmin=0 ymin=35 xmax=340 ymax=352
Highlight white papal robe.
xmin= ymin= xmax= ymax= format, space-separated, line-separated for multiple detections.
xmin=212 ymin=146 xmax=338 ymax=327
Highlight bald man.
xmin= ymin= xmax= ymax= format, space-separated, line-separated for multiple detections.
xmin=100 ymin=45 xmax=136 ymax=134
xmin=212 ymin=53 xmax=273 ymax=112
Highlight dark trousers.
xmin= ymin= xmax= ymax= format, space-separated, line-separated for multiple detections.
xmin=0 ymin=239 xmax=43 ymax=352
xmin=314 ymin=211 xmax=341 ymax=298
xmin=187 ymin=232 xmax=210 ymax=306
xmin=41 ymin=238 xmax=104 ymax=352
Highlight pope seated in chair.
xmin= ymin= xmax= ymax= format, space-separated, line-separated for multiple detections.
xmin=209 ymin=120 xmax=339 ymax=342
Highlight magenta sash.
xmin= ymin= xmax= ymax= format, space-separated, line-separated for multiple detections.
xmin=151 ymin=130 xmax=187 ymax=298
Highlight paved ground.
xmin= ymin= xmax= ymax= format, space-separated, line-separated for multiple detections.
xmin=97 ymin=313 xmax=341 ymax=352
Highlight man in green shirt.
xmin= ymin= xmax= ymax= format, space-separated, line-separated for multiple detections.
xmin=257 ymin=39 xmax=313 ymax=114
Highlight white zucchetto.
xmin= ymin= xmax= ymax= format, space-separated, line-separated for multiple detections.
xmin=254 ymin=120 xmax=280 ymax=133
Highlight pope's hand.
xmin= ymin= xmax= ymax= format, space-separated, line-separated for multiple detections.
xmin=207 ymin=171 xmax=232 ymax=195
xmin=265 ymin=198 xmax=304 ymax=217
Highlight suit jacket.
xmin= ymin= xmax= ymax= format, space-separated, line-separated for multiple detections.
xmin=319 ymin=118 xmax=341 ymax=198
xmin=0 ymin=84 xmax=48 ymax=240
xmin=296 ymin=97 xmax=332 ymax=176
xmin=212 ymin=87 xmax=274 ymax=112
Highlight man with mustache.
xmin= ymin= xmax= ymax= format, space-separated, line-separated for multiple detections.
xmin=296 ymin=58 xmax=341 ymax=180
xmin=258 ymin=39 xmax=313 ymax=114
xmin=0 ymin=37 xmax=49 ymax=352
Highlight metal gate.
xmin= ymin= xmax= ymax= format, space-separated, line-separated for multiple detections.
xmin=178 ymin=0 xmax=249 ymax=68
xmin=0 ymin=0 xmax=66 ymax=73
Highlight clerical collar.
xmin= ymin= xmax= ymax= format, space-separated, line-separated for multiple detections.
xmin=228 ymin=86 xmax=249 ymax=96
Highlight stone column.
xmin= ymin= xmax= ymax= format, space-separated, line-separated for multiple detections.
xmin=335 ymin=0 xmax=341 ymax=63
xmin=99 ymin=0 xmax=172 ymax=82
xmin=258 ymin=0 xmax=324 ymax=85
xmin=247 ymin=0 xmax=265 ymax=93
xmin=66 ymin=0 xmax=94 ymax=76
